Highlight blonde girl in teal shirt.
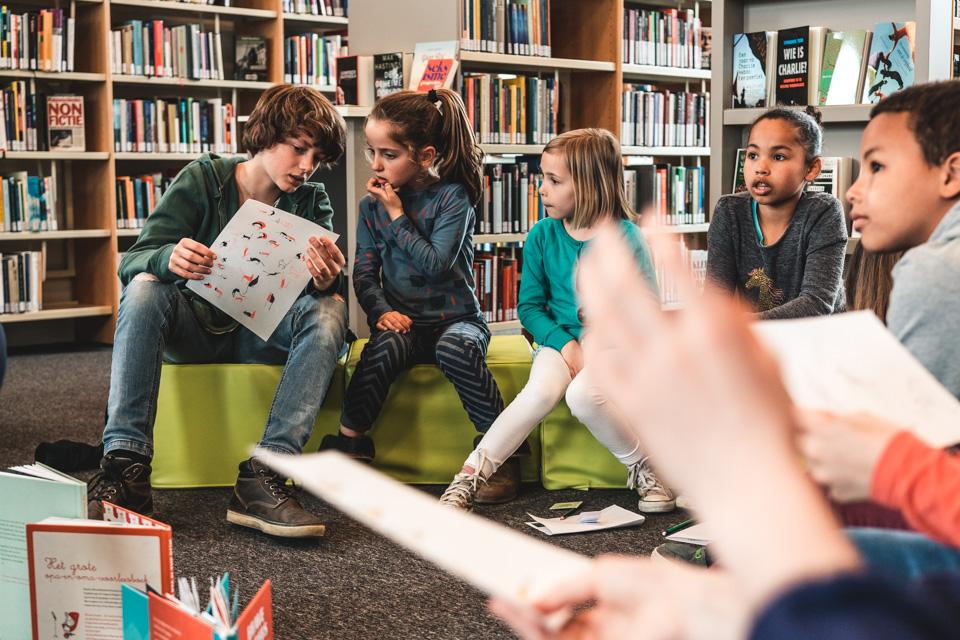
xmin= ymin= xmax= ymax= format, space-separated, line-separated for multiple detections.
xmin=440 ymin=128 xmax=675 ymax=512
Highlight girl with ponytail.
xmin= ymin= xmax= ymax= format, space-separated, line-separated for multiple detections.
xmin=319 ymin=88 xmax=508 ymax=469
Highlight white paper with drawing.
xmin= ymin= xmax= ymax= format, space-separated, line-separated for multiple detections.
xmin=185 ymin=199 xmax=338 ymax=341
xmin=257 ymin=450 xmax=590 ymax=619
xmin=752 ymin=311 xmax=960 ymax=448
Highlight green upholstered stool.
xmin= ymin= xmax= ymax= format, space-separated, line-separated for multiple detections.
xmin=151 ymin=363 xmax=344 ymax=488
xmin=540 ymin=401 xmax=628 ymax=490
xmin=346 ymin=333 xmax=540 ymax=484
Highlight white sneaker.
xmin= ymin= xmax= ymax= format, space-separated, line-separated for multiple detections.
xmin=675 ymin=494 xmax=693 ymax=510
xmin=627 ymin=458 xmax=676 ymax=514
xmin=439 ymin=451 xmax=488 ymax=511
xmin=439 ymin=470 xmax=481 ymax=511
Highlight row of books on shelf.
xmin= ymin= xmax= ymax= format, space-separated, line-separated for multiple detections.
xmin=732 ymin=22 xmax=916 ymax=108
xmin=0 ymin=7 xmax=75 ymax=72
xmin=0 ymin=84 xmax=84 ymax=152
xmin=0 ymin=464 xmax=274 ymax=639
xmin=335 ymin=42 xmax=456 ymax=106
xmin=623 ymin=7 xmax=711 ymax=70
xmin=461 ymin=71 xmax=558 ymax=145
xmin=479 ymin=159 xmax=543 ymax=235
xmin=283 ymin=0 xmax=347 ymax=16
xmin=621 ymin=85 xmax=709 ymax=149
xmin=626 ymin=163 xmax=706 ymax=226
xmin=0 ymin=172 xmax=58 ymax=232
xmin=116 ymin=172 xmax=172 ymax=229
xmin=111 ymin=21 xmax=225 ymax=81
xmin=474 ymin=247 xmax=520 ymax=324
xmin=0 ymin=251 xmax=42 ymax=313
xmin=284 ymin=33 xmax=344 ymax=86
xmin=112 ymin=97 xmax=238 ymax=154
xmin=655 ymin=239 xmax=706 ymax=307
xmin=459 ymin=0 xmax=552 ymax=57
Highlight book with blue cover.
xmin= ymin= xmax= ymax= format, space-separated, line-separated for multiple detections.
xmin=731 ymin=31 xmax=769 ymax=108
xmin=862 ymin=22 xmax=916 ymax=104
xmin=0 ymin=463 xmax=85 ymax=640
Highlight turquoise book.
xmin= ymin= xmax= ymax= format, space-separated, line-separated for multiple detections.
xmin=0 ymin=463 xmax=85 ymax=640
xmin=862 ymin=22 xmax=916 ymax=104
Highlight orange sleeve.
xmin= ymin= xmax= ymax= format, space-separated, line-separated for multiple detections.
xmin=871 ymin=430 xmax=960 ymax=547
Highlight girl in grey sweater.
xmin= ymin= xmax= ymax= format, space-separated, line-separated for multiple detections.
xmin=707 ymin=107 xmax=847 ymax=319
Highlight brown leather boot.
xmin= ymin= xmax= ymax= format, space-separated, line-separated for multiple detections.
xmin=473 ymin=437 xmax=530 ymax=505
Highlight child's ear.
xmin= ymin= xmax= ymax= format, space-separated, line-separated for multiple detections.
xmin=939 ymin=151 xmax=960 ymax=200
xmin=418 ymin=145 xmax=437 ymax=169
xmin=804 ymin=157 xmax=822 ymax=183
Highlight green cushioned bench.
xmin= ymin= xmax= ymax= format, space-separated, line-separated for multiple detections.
xmin=152 ymin=334 xmax=539 ymax=488
xmin=540 ymin=401 xmax=628 ymax=490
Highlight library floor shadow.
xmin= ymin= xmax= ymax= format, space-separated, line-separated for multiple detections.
xmin=1 ymin=346 xmax=682 ymax=639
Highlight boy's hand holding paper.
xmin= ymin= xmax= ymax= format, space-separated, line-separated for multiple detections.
xmin=185 ymin=199 xmax=339 ymax=341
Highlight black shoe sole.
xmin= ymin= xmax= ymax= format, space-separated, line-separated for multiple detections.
xmin=225 ymin=510 xmax=326 ymax=538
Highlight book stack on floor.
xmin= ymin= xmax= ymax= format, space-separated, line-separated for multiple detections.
xmin=459 ymin=0 xmax=552 ymax=56
xmin=474 ymin=246 xmax=521 ymax=324
xmin=0 ymin=172 xmax=58 ymax=232
xmin=621 ymin=84 xmax=710 ymax=148
xmin=116 ymin=172 xmax=173 ymax=230
xmin=284 ymin=33 xmax=343 ymax=86
xmin=622 ymin=6 xmax=709 ymax=70
xmin=110 ymin=20 xmax=225 ymax=80
xmin=625 ymin=163 xmax=706 ymax=226
xmin=112 ymin=98 xmax=238 ymax=154
xmin=283 ymin=0 xmax=347 ymax=16
xmin=731 ymin=22 xmax=916 ymax=108
xmin=461 ymin=72 xmax=559 ymax=144
xmin=0 ymin=6 xmax=75 ymax=72
xmin=479 ymin=157 xmax=543 ymax=235
xmin=0 ymin=251 xmax=42 ymax=313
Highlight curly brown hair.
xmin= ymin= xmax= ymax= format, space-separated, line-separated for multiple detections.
xmin=242 ymin=85 xmax=346 ymax=167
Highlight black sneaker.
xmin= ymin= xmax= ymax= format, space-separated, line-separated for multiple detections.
xmin=226 ymin=458 xmax=326 ymax=538
xmin=87 ymin=452 xmax=153 ymax=519
xmin=651 ymin=542 xmax=714 ymax=567
xmin=318 ymin=432 xmax=375 ymax=463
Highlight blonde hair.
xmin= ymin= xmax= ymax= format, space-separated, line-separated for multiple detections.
xmin=542 ymin=128 xmax=634 ymax=229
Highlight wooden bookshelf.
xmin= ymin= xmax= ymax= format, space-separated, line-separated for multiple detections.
xmin=622 ymin=146 xmax=712 ymax=156
xmin=0 ymin=230 xmax=112 ymax=240
xmin=282 ymin=12 xmax=348 ymax=28
xmin=459 ymin=51 xmax=616 ymax=72
xmin=622 ymin=64 xmax=711 ymax=81
xmin=0 ymin=70 xmax=107 ymax=82
xmin=0 ymin=306 xmax=114 ymax=324
xmin=112 ymin=76 xmax=275 ymax=90
xmin=709 ymin=0 xmax=954 ymax=211
xmin=475 ymin=233 xmax=527 ymax=244
xmin=110 ymin=0 xmax=277 ymax=19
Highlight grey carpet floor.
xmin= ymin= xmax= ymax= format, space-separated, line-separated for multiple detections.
xmin=0 ymin=347 xmax=685 ymax=639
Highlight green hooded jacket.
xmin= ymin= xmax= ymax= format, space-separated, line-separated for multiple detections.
xmin=118 ymin=153 xmax=339 ymax=333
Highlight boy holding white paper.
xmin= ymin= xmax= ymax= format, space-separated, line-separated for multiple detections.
xmin=88 ymin=85 xmax=348 ymax=538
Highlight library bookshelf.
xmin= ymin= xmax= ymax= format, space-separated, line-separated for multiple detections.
xmin=1 ymin=0 xmax=346 ymax=345
xmin=338 ymin=0 xmax=713 ymax=336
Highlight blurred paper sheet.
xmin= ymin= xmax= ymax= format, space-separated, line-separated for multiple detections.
xmin=257 ymin=450 xmax=590 ymax=621
xmin=753 ymin=311 xmax=960 ymax=447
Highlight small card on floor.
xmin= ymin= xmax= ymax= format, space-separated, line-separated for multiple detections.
xmin=525 ymin=505 xmax=645 ymax=536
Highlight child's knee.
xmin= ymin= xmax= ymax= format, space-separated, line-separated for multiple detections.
xmin=119 ymin=278 xmax=176 ymax=315
xmin=565 ymin=374 xmax=606 ymax=417
xmin=435 ymin=333 xmax=482 ymax=368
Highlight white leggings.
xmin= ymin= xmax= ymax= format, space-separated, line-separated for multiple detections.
xmin=464 ymin=346 xmax=644 ymax=478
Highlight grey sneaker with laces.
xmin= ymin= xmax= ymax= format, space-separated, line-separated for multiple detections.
xmin=438 ymin=470 xmax=482 ymax=511
xmin=439 ymin=450 xmax=492 ymax=511
xmin=627 ymin=457 xmax=676 ymax=514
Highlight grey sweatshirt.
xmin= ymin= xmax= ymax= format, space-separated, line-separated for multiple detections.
xmin=707 ymin=191 xmax=848 ymax=319
xmin=887 ymin=200 xmax=960 ymax=398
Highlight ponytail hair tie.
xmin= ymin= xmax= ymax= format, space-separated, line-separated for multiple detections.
xmin=427 ymin=89 xmax=439 ymax=103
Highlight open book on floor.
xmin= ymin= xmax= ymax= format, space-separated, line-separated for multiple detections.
xmin=752 ymin=310 xmax=960 ymax=448
xmin=26 ymin=504 xmax=173 ymax=640
xmin=257 ymin=449 xmax=591 ymax=631
xmin=0 ymin=463 xmax=85 ymax=640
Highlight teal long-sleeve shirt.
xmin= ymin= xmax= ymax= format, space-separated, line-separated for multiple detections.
xmin=518 ymin=217 xmax=659 ymax=352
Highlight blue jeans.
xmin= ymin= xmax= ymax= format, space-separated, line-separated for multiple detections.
xmin=849 ymin=527 xmax=960 ymax=581
xmin=102 ymin=279 xmax=347 ymax=458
